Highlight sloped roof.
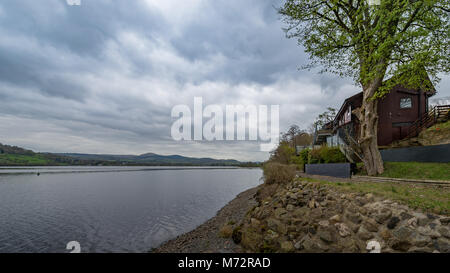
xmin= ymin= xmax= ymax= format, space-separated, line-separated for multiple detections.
xmin=334 ymin=92 xmax=363 ymax=123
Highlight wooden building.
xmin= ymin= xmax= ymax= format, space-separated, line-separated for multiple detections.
xmin=314 ymin=82 xmax=437 ymax=147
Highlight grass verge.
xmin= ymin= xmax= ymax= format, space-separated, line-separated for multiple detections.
xmin=358 ymin=162 xmax=450 ymax=181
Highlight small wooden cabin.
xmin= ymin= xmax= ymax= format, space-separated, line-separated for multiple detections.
xmin=315 ymin=83 xmax=436 ymax=147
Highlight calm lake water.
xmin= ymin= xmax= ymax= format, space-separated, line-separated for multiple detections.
xmin=0 ymin=166 xmax=262 ymax=253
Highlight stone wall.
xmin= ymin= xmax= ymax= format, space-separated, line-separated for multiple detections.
xmin=237 ymin=180 xmax=449 ymax=253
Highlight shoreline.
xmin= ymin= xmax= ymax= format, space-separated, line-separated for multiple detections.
xmin=154 ymin=177 xmax=450 ymax=253
xmin=152 ymin=185 xmax=260 ymax=253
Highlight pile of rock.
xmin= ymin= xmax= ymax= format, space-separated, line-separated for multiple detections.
xmin=237 ymin=180 xmax=449 ymax=253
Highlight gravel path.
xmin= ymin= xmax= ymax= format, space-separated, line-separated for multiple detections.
xmin=152 ymin=186 xmax=260 ymax=253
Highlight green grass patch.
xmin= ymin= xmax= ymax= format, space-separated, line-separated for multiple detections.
xmin=358 ymin=162 xmax=450 ymax=181
xmin=300 ymin=177 xmax=450 ymax=215
xmin=0 ymin=154 xmax=56 ymax=166
xmin=429 ymin=119 xmax=450 ymax=130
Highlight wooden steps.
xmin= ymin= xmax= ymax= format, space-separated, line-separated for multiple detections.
xmin=405 ymin=105 xmax=450 ymax=139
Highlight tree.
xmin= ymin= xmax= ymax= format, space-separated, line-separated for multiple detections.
xmin=279 ymin=0 xmax=449 ymax=175
xmin=294 ymin=132 xmax=313 ymax=146
xmin=269 ymin=141 xmax=296 ymax=164
xmin=283 ymin=124 xmax=301 ymax=147
xmin=270 ymin=125 xmax=313 ymax=165
xmin=315 ymin=107 xmax=337 ymax=128
xmin=280 ymin=124 xmax=313 ymax=148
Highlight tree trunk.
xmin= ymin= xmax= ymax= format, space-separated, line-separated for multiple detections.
xmin=359 ymin=82 xmax=384 ymax=176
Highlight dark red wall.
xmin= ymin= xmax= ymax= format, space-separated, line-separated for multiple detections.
xmin=376 ymin=87 xmax=429 ymax=146
xmin=336 ymin=87 xmax=431 ymax=146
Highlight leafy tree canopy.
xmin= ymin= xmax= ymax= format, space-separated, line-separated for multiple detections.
xmin=280 ymin=0 xmax=449 ymax=98
xmin=315 ymin=107 xmax=337 ymax=127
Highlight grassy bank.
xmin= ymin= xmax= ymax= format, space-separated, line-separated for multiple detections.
xmin=357 ymin=162 xmax=450 ymax=181
xmin=302 ymin=177 xmax=450 ymax=215
xmin=0 ymin=154 xmax=57 ymax=166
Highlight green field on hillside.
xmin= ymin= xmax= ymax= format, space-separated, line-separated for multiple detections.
xmin=0 ymin=154 xmax=58 ymax=166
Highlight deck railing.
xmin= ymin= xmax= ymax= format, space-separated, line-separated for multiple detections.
xmin=405 ymin=105 xmax=450 ymax=139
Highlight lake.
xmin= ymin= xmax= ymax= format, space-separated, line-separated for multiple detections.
xmin=0 ymin=166 xmax=262 ymax=253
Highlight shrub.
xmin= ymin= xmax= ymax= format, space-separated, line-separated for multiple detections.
xmin=262 ymin=162 xmax=297 ymax=185
xmin=309 ymin=148 xmax=321 ymax=164
xmin=219 ymin=224 xmax=233 ymax=238
xmin=232 ymin=226 xmax=242 ymax=244
xmin=319 ymin=146 xmax=347 ymax=163
xmin=289 ymin=155 xmax=304 ymax=171
xmin=269 ymin=143 xmax=296 ymax=165
xmin=299 ymin=148 xmax=309 ymax=163
xmin=300 ymin=146 xmax=347 ymax=164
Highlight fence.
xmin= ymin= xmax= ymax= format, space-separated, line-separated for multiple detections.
xmin=380 ymin=144 xmax=450 ymax=163
xmin=305 ymin=163 xmax=354 ymax=178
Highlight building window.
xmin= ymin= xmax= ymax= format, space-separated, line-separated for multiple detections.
xmin=400 ymin=97 xmax=412 ymax=109
xmin=345 ymin=106 xmax=351 ymax=123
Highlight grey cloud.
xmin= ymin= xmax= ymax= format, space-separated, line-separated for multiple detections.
xmin=169 ymin=0 xmax=304 ymax=85
xmin=1 ymin=1 xmax=164 ymax=55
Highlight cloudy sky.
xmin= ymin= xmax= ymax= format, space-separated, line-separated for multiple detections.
xmin=0 ymin=0 xmax=449 ymax=162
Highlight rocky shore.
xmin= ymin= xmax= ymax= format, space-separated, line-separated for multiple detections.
xmin=152 ymin=186 xmax=260 ymax=253
xmin=153 ymin=179 xmax=449 ymax=253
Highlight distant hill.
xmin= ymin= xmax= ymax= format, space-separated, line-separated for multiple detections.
xmin=0 ymin=143 xmax=34 ymax=155
xmin=57 ymin=152 xmax=242 ymax=166
xmin=0 ymin=143 xmax=251 ymax=166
